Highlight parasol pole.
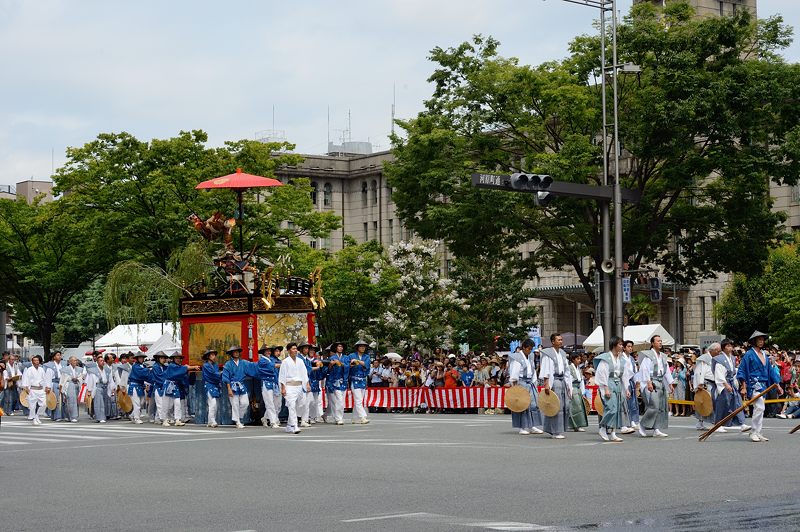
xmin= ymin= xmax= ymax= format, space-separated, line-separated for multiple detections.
xmin=237 ymin=189 xmax=244 ymax=256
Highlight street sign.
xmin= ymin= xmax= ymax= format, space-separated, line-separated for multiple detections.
xmin=470 ymin=173 xmax=641 ymax=204
xmin=622 ymin=277 xmax=631 ymax=303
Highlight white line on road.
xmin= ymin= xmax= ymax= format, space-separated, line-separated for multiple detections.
xmin=342 ymin=512 xmax=429 ymax=522
xmin=342 ymin=511 xmax=550 ymax=530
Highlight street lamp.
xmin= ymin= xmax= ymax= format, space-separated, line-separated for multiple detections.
xmin=561 ymin=0 xmax=624 ymax=336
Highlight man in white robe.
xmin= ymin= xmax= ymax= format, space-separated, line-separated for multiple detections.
xmin=636 ymin=335 xmax=674 ymax=438
xmin=278 ymin=342 xmax=310 ymax=434
xmin=21 ymin=355 xmax=51 ymax=425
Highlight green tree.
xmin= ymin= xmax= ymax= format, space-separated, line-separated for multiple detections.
xmin=387 ymin=5 xmax=800 ymax=307
xmin=449 ymin=251 xmax=536 ymax=351
xmin=717 ymin=244 xmax=800 ymax=346
xmin=626 ymin=294 xmax=656 ymax=325
xmin=0 ymin=198 xmax=112 ymax=357
xmin=315 ymin=237 xmax=399 ymax=348
xmin=55 ymin=131 xmax=340 ymax=271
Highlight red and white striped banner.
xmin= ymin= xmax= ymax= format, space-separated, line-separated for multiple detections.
xmin=424 ymin=386 xmax=506 ymax=409
xmin=322 ymin=386 xmax=505 ymax=410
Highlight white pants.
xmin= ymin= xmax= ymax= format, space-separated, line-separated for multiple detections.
xmin=154 ymin=392 xmax=164 ymax=422
xmin=309 ymin=392 xmax=323 ymax=420
xmin=163 ymin=396 xmax=181 ymax=421
xmin=327 ymin=390 xmax=344 ymax=422
xmin=352 ymin=387 xmax=367 ymax=421
xmin=751 ymin=396 xmax=765 ymax=435
xmin=131 ymin=389 xmax=145 ymax=421
xmin=298 ymin=391 xmax=310 ymax=422
xmin=284 ymin=386 xmax=303 ymax=430
xmin=27 ymin=389 xmax=46 ymax=421
xmin=230 ymin=393 xmax=249 ymax=424
xmin=261 ymin=385 xmax=279 ymax=425
xmin=207 ymin=393 xmax=218 ymax=425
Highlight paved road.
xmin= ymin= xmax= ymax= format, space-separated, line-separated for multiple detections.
xmin=1 ymin=413 xmax=798 ymax=531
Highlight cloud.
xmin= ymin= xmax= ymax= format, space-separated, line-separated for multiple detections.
xmin=0 ymin=0 xmax=797 ymax=186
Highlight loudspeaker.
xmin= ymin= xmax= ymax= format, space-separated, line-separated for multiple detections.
xmin=601 ymin=259 xmax=615 ymax=274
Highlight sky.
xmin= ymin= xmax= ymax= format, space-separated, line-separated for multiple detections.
xmin=1 ymin=0 xmax=798 ymax=188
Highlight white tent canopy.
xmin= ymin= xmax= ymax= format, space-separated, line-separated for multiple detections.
xmin=147 ymin=332 xmax=182 ymax=357
xmin=95 ymin=323 xmax=180 ymax=353
xmin=582 ymin=324 xmax=675 ymax=353
xmin=583 ymin=326 xmax=605 ymax=353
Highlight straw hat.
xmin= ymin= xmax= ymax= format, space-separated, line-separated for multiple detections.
xmin=537 ymin=390 xmax=561 ymax=417
xmin=694 ymin=388 xmax=713 ymax=417
xmin=505 ymin=385 xmax=531 ymax=413
xmin=45 ymin=390 xmax=58 ymax=410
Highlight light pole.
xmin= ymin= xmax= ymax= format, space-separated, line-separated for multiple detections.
xmin=562 ymin=0 xmax=624 ymax=336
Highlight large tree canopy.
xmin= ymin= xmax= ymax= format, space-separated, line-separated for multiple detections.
xmin=0 ymin=198 xmax=112 ymax=356
xmin=386 ymin=3 xmax=800 ymax=306
xmin=55 ymin=130 xmax=340 ymax=271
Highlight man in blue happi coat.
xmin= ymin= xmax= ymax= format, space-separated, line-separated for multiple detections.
xmin=256 ymin=345 xmax=281 ymax=429
xmin=222 ymin=345 xmax=256 ymax=429
xmin=202 ymin=349 xmax=222 ymax=427
xmin=737 ymin=331 xmax=782 ymax=443
xmin=127 ymin=352 xmax=151 ymax=424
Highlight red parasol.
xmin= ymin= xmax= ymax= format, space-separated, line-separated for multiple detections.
xmin=195 ymin=168 xmax=283 ymax=254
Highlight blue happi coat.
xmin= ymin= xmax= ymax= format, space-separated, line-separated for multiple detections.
xmin=162 ymin=362 xmax=190 ymax=398
xmin=326 ymin=354 xmax=349 ymax=391
xmin=128 ymin=362 xmax=151 ymax=396
xmin=150 ymin=362 xmax=167 ymax=397
xmin=202 ymin=361 xmax=222 ymax=398
xmin=256 ymin=356 xmax=279 ymax=390
xmin=222 ymin=359 xmax=256 ymax=395
xmin=736 ymin=348 xmax=781 ymax=398
xmin=348 ymin=352 xmax=370 ymax=390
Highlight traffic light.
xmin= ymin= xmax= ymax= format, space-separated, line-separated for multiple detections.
xmin=509 ymin=173 xmax=553 ymax=193
xmin=649 ymin=277 xmax=662 ymax=303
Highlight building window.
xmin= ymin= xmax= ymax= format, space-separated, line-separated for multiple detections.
xmin=310 ymin=182 xmax=318 ymax=205
xmin=310 ymin=239 xmax=317 ymax=249
xmin=388 ymin=219 xmax=393 ymax=244
xmin=361 ymin=182 xmax=368 ymax=207
xmin=363 ymin=222 xmax=369 ymax=242
xmin=373 ymin=221 xmax=378 ymax=239
xmin=719 ymin=1 xmax=724 ymax=16
xmin=792 ymin=184 xmax=800 ymax=203
xmin=699 ymin=297 xmax=706 ymax=331
xmin=446 ymin=259 xmax=453 ymax=273
xmin=711 ymin=296 xmax=717 ymax=330
xmin=321 ymin=237 xmax=331 ymax=250
xmin=371 ymin=180 xmax=378 ymax=204
xmin=287 ymin=221 xmax=295 ymax=230
xmin=323 ymin=183 xmax=332 ymax=207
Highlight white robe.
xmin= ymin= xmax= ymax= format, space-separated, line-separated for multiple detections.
xmin=637 ymin=351 xmax=674 ymax=386
xmin=539 ymin=351 xmax=574 ymax=394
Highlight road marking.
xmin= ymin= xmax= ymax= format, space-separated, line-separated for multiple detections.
xmin=0 ymin=434 xmax=65 ymax=443
xmin=342 ymin=512 xmax=550 ymax=530
xmin=342 ymin=512 xmax=429 ymax=522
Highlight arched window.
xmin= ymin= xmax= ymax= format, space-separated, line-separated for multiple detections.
xmin=310 ymin=182 xmax=318 ymax=205
xmin=371 ymin=180 xmax=378 ymax=204
xmin=323 ymin=182 xmax=333 ymax=207
xmin=361 ymin=181 xmax=368 ymax=207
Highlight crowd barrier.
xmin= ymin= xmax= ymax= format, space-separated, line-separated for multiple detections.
xmin=320 ymin=385 xmax=603 ymax=410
